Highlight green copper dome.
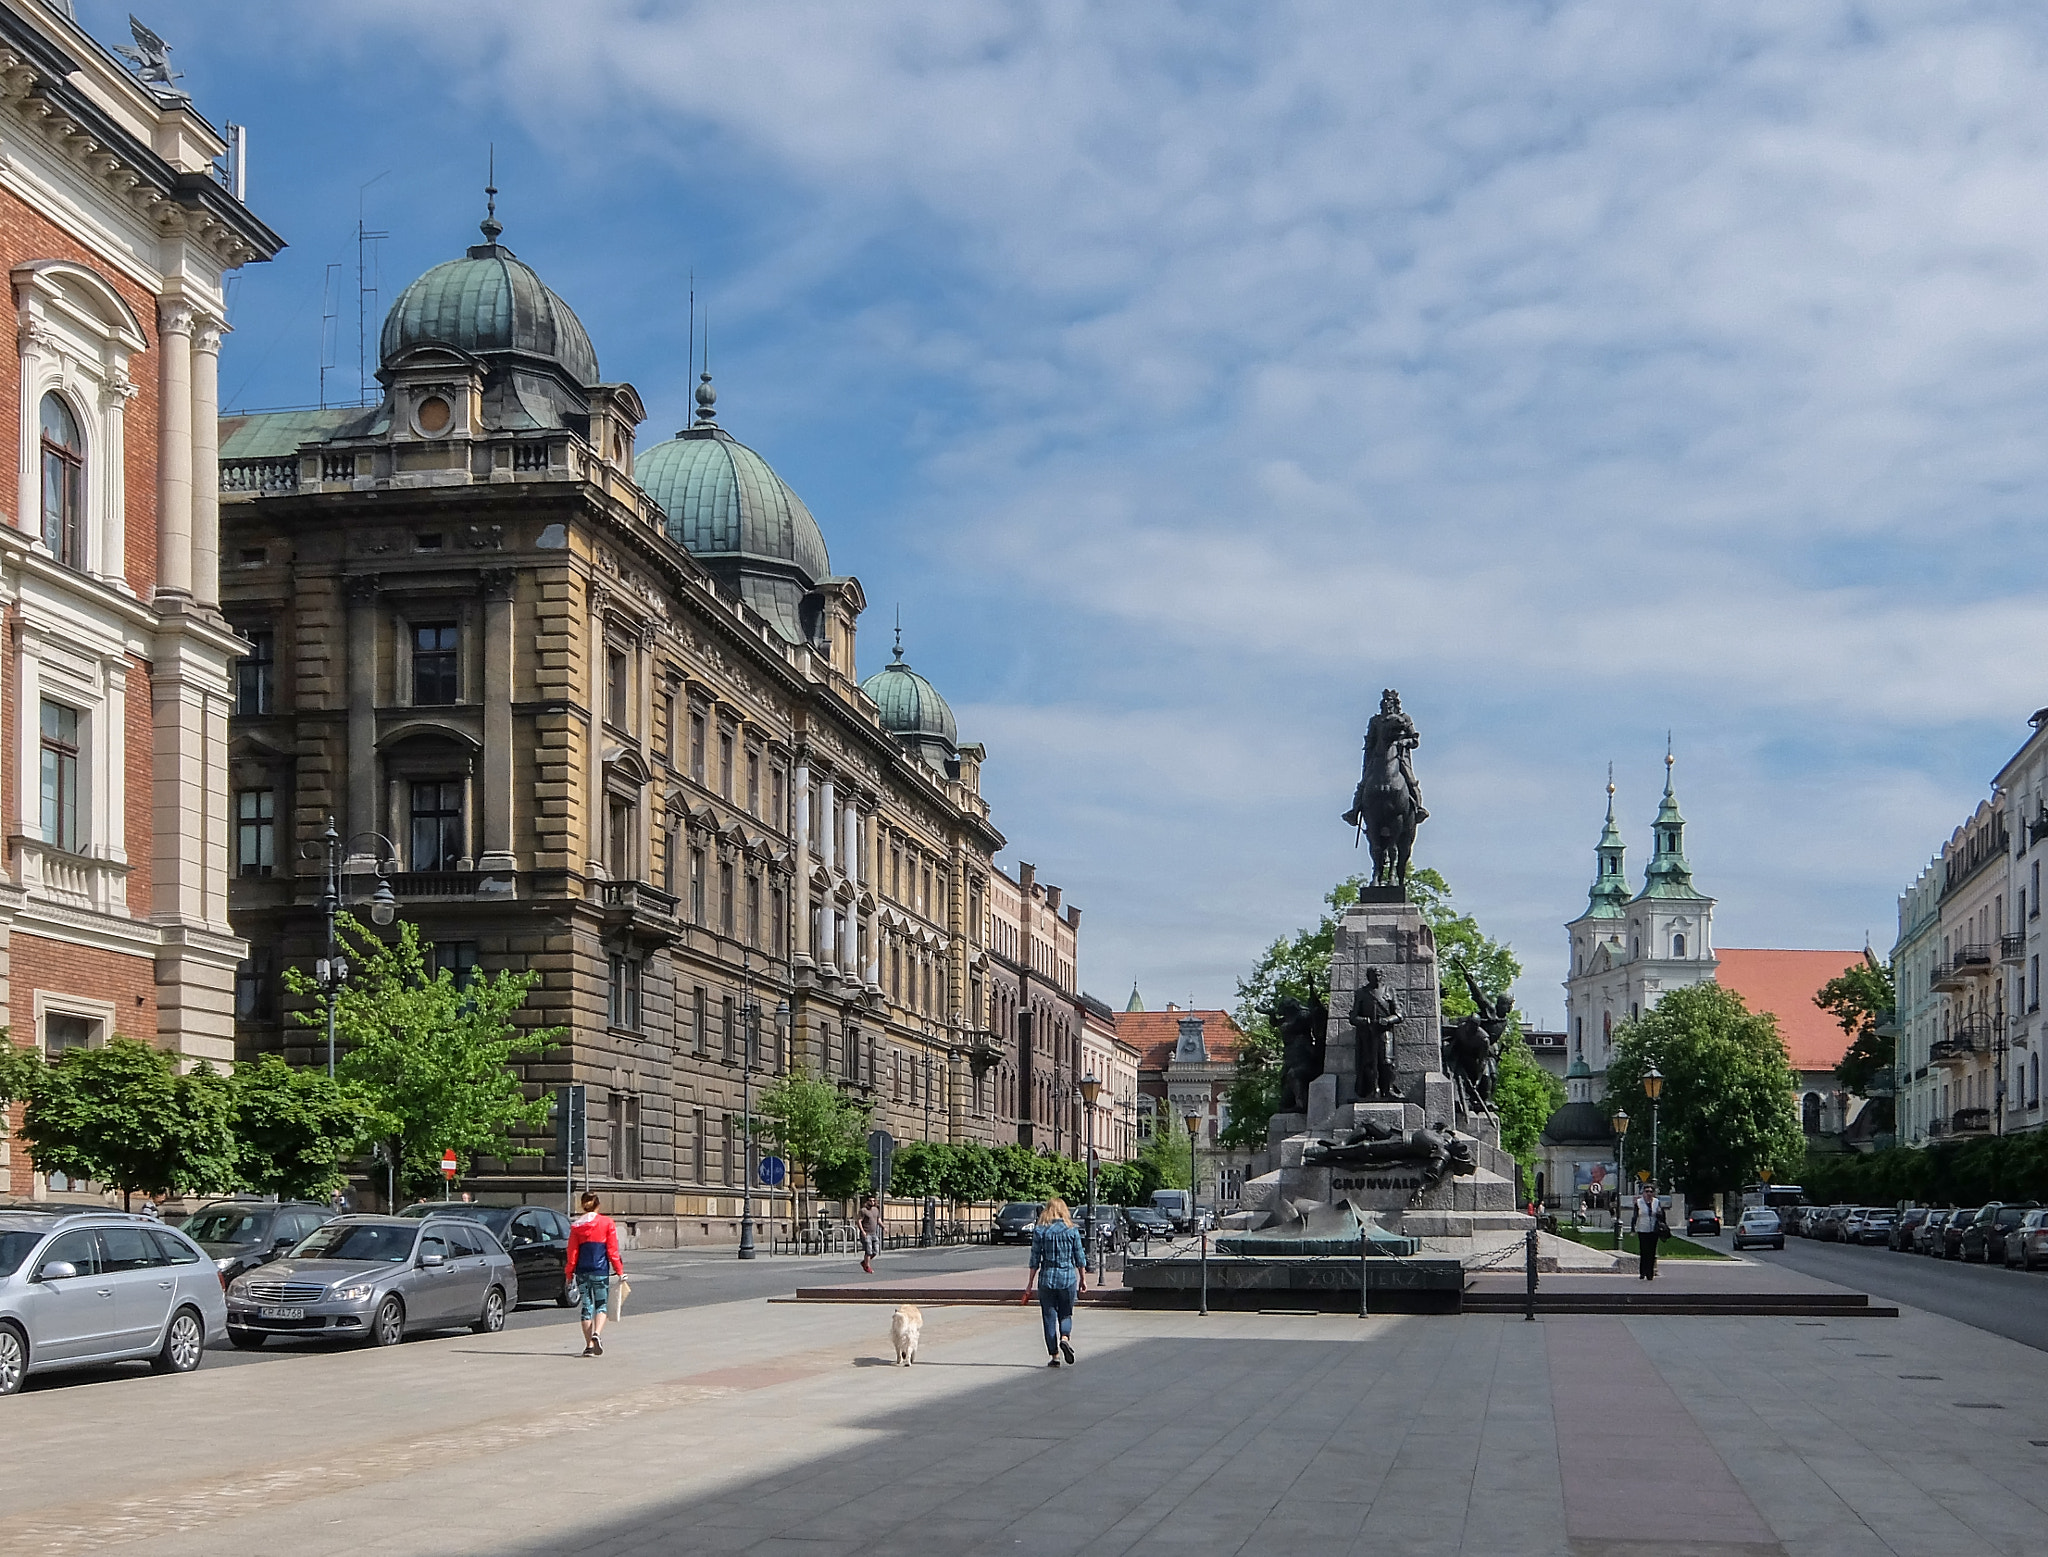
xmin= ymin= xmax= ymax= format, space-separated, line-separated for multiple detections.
xmin=860 ymin=642 xmax=957 ymax=770
xmin=381 ymin=239 xmax=599 ymax=387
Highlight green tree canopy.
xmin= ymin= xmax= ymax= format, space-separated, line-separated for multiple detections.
xmin=286 ymin=915 xmax=562 ymax=1199
xmin=1139 ymin=1111 xmax=1194 ymax=1194
xmin=14 ymin=1038 xmax=238 ymax=1208
xmin=229 ymin=1055 xmax=390 ymax=1201
xmin=756 ymin=1072 xmax=870 ymax=1200
xmin=1601 ymin=982 xmax=1804 ymax=1198
xmin=1817 ymin=954 xmax=1896 ymax=1130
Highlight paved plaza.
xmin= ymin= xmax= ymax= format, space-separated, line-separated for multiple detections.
xmin=4 ymin=1283 xmax=2047 ymax=1557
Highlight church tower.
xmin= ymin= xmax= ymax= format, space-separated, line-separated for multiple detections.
xmin=1565 ymin=770 xmax=1634 ymax=1080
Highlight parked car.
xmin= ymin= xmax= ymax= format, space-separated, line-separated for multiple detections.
xmin=1817 ymin=1205 xmax=1853 ymax=1242
xmin=991 ymin=1203 xmax=1042 ymax=1244
xmin=1732 ymin=1209 xmax=1784 ymax=1251
xmin=2004 ymin=1208 xmax=2048 ymax=1271
xmin=1962 ymin=1203 xmax=2039 ymax=1263
xmin=180 ymin=1199 xmax=336 ymax=1286
xmin=1889 ymin=1208 xmax=1928 ymax=1251
xmin=1071 ymin=1204 xmax=1122 ymax=1246
xmin=1941 ymin=1209 xmax=1982 ymax=1260
xmin=395 ymin=1203 xmax=574 ymax=1307
xmin=224 ymin=1215 xmax=516 ymax=1348
xmin=1841 ymin=1208 xmax=1894 ymax=1245
xmin=1120 ymin=1205 xmax=1175 ymax=1242
xmin=1913 ymin=1209 xmax=1953 ymax=1255
xmin=0 ymin=1208 xmax=225 ymax=1396
xmin=1686 ymin=1208 xmax=1722 ymax=1238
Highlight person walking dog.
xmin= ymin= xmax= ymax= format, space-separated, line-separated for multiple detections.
xmin=1020 ymin=1198 xmax=1087 ymax=1366
xmin=858 ymin=1196 xmax=884 ymax=1274
xmin=565 ymin=1192 xmax=626 ymax=1356
xmin=1630 ymin=1185 xmax=1667 ymax=1281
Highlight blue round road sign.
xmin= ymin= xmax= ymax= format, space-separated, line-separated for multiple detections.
xmin=759 ymin=1155 xmax=787 ymax=1186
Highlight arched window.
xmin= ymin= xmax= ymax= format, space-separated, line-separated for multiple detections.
xmin=1801 ymin=1092 xmax=1821 ymax=1133
xmin=2030 ymin=1051 xmax=2040 ymax=1109
xmin=40 ymin=393 xmax=84 ymax=567
xmin=1672 ymin=933 xmax=1686 ymax=958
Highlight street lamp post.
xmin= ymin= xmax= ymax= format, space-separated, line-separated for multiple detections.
xmin=1642 ymin=1064 xmax=1664 ymax=1192
xmin=309 ymin=816 xmax=399 ymax=1079
xmin=1080 ymin=1073 xmax=1102 ymax=1282
xmin=1611 ymin=1110 xmax=1630 ymax=1251
xmin=1185 ymin=1109 xmax=1206 ymax=1316
xmin=738 ymin=952 xmax=758 ymax=1261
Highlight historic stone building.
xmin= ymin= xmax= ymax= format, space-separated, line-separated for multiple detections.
xmin=983 ymin=858 xmax=1084 ymax=1152
xmin=0 ymin=2 xmax=280 ymax=1195
xmin=216 ymin=207 xmax=1053 ymax=1241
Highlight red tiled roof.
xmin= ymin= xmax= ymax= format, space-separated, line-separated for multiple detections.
xmin=1118 ymin=1009 xmax=1247 ymax=1071
xmin=1713 ymin=949 xmax=1863 ymax=1074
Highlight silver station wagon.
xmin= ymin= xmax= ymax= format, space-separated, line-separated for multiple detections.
xmin=0 ymin=1208 xmax=226 ymax=1395
xmin=225 ymin=1214 xmax=517 ymax=1348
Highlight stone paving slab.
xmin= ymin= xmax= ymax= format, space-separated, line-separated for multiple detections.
xmin=4 ymin=1286 xmax=2048 ymax=1555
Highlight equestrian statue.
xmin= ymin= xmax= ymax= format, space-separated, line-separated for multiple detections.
xmin=1343 ymin=689 xmax=1427 ymax=889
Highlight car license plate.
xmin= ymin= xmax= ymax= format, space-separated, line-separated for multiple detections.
xmin=258 ymin=1306 xmax=305 ymax=1320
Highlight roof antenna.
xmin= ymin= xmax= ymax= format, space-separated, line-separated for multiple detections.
xmin=480 ymin=144 xmax=501 ymax=245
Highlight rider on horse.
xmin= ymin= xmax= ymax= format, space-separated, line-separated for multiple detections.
xmin=1344 ymin=689 xmax=1428 ymax=830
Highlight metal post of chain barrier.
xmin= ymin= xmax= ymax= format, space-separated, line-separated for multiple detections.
xmin=1199 ymin=1229 xmax=1209 ymax=1316
xmin=1359 ymin=1228 xmax=1369 ymax=1319
xmin=1524 ymin=1227 xmax=1538 ymax=1321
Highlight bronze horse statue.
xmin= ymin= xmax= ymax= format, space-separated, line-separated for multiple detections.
xmin=1343 ymin=689 xmax=1427 ymax=889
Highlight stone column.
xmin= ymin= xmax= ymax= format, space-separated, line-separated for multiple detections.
xmin=344 ymin=575 xmax=379 ymax=868
xmin=477 ymin=569 xmax=516 ymax=872
xmin=95 ymin=368 xmax=136 ymax=584
xmin=586 ymin=583 xmax=608 ymax=877
xmin=792 ymin=754 xmax=812 ymax=965
xmin=155 ymin=300 xmax=194 ymax=599
xmin=818 ymin=774 xmax=836 ymax=876
xmin=190 ymin=317 xmax=224 ymax=608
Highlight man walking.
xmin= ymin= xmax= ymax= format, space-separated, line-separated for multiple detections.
xmin=858 ymin=1196 xmax=884 ymax=1274
xmin=565 ymin=1192 xmax=626 ymax=1356
xmin=1630 ymin=1185 xmax=1666 ymax=1281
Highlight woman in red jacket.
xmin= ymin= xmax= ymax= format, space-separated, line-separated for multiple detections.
xmin=565 ymin=1192 xmax=626 ymax=1356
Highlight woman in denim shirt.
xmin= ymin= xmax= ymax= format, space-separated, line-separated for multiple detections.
xmin=1020 ymin=1198 xmax=1087 ymax=1365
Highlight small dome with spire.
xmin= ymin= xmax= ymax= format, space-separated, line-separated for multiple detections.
xmin=859 ymin=628 xmax=958 ymax=771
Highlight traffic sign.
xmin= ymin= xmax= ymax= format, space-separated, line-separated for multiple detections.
xmin=866 ymin=1129 xmax=895 ymax=1193
xmin=759 ymin=1155 xmax=787 ymax=1187
xmin=555 ymin=1084 xmax=587 ymax=1168
xmin=441 ymin=1149 xmax=458 ymax=1179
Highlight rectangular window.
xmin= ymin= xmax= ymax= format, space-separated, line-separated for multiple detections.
xmin=746 ymin=752 xmax=760 ymax=816
xmin=662 ymin=823 xmax=678 ymax=895
xmin=720 ymin=862 xmax=735 ymax=937
xmin=690 ymin=848 xmax=706 ymax=923
xmin=2033 ymin=954 xmax=2040 ymax=1013
xmin=608 ymin=954 xmax=642 ymax=1030
xmin=771 ymin=886 xmax=785 ymax=959
xmin=2035 ymin=860 xmax=2042 ymax=920
xmin=412 ymin=623 xmax=459 ymax=705
xmin=723 ymin=1115 xmax=736 ymax=1186
xmin=693 ymin=1107 xmax=707 ymax=1183
xmin=39 ymin=700 xmax=80 ymax=853
xmin=409 ymin=780 xmax=465 ymax=870
xmin=235 ymin=788 xmax=276 ymax=877
xmin=605 ymin=647 xmax=629 ymax=728
xmin=723 ymin=994 xmax=736 ymax=1064
xmin=693 ymin=986 xmax=708 ymax=1056
xmin=719 ymin=732 xmax=734 ymax=799
xmin=607 ymin=796 xmax=636 ymax=880
xmin=747 ymin=873 xmax=761 ymax=947
xmin=608 ymin=1093 xmax=641 ymax=1179
xmin=659 ymin=691 xmax=675 ymax=766
xmin=44 ymin=1013 xmax=97 ymax=1055
xmin=234 ymin=954 xmax=272 ymax=1021
xmin=771 ymin=767 xmax=786 ymax=832
xmin=688 ymin=712 xmax=706 ymax=783
xmin=236 ymin=630 xmax=275 ymax=716
xmin=430 ymin=941 xmax=479 ymax=983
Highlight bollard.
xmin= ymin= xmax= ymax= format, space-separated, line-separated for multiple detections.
xmin=1359 ymin=1227 xmax=1370 ymax=1319
xmin=1524 ymin=1226 xmax=1539 ymax=1321
xmin=1199 ymin=1228 xmax=1209 ymax=1316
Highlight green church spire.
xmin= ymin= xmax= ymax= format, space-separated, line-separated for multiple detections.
xmin=1640 ymin=740 xmax=1696 ymax=898
xmin=1585 ymin=764 xmax=1630 ymax=918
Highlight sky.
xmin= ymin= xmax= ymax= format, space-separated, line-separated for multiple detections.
xmin=89 ymin=0 xmax=2048 ymax=1023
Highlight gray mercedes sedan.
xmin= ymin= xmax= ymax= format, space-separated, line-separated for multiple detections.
xmin=224 ymin=1215 xmax=516 ymax=1348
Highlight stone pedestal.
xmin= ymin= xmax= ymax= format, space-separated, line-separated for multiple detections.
xmin=1327 ymin=895 xmax=1443 ymax=1107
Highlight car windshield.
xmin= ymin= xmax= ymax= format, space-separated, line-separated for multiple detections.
xmin=0 ymin=1229 xmax=42 ymax=1277
xmin=181 ymin=1208 xmax=267 ymax=1245
xmin=289 ymin=1222 xmax=415 ymax=1263
xmin=397 ymin=1204 xmax=516 ymax=1233
xmin=1741 ymin=1212 xmax=1776 ymax=1223
xmin=998 ymin=1204 xmax=1038 ymax=1218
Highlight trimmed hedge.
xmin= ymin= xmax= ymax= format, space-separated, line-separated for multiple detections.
xmin=1800 ymin=1131 xmax=2048 ymax=1207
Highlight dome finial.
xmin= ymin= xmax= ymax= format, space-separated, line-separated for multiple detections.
xmin=892 ymin=605 xmax=905 ymax=663
xmin=1605 ymin=759 xmax=1616 ymax=818
xmin=1664 ymin=732 xmax=1675 ymax=795
xmin=693 ymin=308 xmax=717 ymax=425
xmin=480 ymin=144 xmax=502 ymax=245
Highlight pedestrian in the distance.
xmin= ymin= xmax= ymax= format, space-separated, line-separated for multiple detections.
xmin=1631 ymin=1185 xmax=1666 ymax=1280
xmin=1020 ymin=1197 xmax=1087 ymax=1366
xmin=858 ymin=1195 xmax=883 ymax=1274
xmin=137 ymin=1191 xmax=164 ymax=1222
xmin=565 ymin=1192 xmax=626 ymax=1357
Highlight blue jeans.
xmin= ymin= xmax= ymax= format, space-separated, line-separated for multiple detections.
xmin=576 ymin=1273 xmax=611 ymax=1321
xmin=1039 ymin=1282 xmax=1075 ymax=1353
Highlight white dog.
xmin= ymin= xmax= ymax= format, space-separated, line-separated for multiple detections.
xmin=890 ymin=1303 xmax=923 ymax=1366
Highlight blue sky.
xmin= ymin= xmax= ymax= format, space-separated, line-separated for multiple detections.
xmin=100 ymin=1 xmax=2048 ymax=1022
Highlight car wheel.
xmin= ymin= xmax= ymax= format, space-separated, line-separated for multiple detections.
xmin=150 ymin=1308 xmax=206 ymax=1375
xmin=226 ymin=1327 xmax=266 ymax=1350
xmin=556 ymin=1279 xmax=577 ymax=1309
xmin=0 ymin=1322 xmax=26 ymax=1396
xmin=371 ymin=1295 xmax=405 ymax=1347
xmin=472 ymin=1286 xmax=507 ymax=1335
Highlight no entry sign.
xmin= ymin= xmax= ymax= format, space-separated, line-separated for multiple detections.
xmin=441 ymin=1150 xmax=458 ymax=1179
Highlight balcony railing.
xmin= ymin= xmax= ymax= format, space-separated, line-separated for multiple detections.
xmin=1926 ymin=1116 xmax=1948 ymax=1139
xmin=385 ymin=871 xmax=484 ymax=899
xmin=1954 ymin=943 xmax=1996 ymax=976
xmin=1932 ymin=961 xmax=1966 ymax=992
xmin=220 ymin=456 xmax=298 ymax=492
xmin=1952 ymin=1107 xmax=1992 ymax=1136
xmin=1930 ymin=1033 xmax=1978 ymax=1065
xmin=595 ymin=879 xmax=679 ymax=921
xmin=2003 ymin=933 xmax=2027 ymax=963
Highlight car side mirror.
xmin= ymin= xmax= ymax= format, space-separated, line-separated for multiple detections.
xmin=37 ymin=1260 xmax=78 ymax=1282
xmin=273 ymin=1235 xmax=295 ymax=1251
xmin=419 ymin=1252 xmax=446 ymax=1268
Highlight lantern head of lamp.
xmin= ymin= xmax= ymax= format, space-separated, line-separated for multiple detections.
xmin=1183 ymin=1110 xmax=1202 ymax=1142
xmin=1611 ymin=1108 xmax=1630 ymax=1138
xmin=1642 ymin=1064 xmax=1664 ymax=1103
xmin=1080 ymin=1073 xmax=1102 ymax=1108
xmin=366 ymin=877 xmax=398 ymax=927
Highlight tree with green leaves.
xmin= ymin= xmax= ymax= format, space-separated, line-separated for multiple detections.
xmin=1139 ymin=1111 xmax=1194 ymax=1195
xmin=756 ymin=1071 xmax=871 ymax=1206
xmin=1816 ymin=953 xmax=1896 ymax=1132
xmin=228 ymin=1056 xmax=390 ymax=1201
xmin=12 ymin=1038 xmax=238 ymax=1208
xmin=286 ymin=914 xmax=562 ymax=1200
xmin=1601 ymin=982 xmax=1804 ymax=1198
